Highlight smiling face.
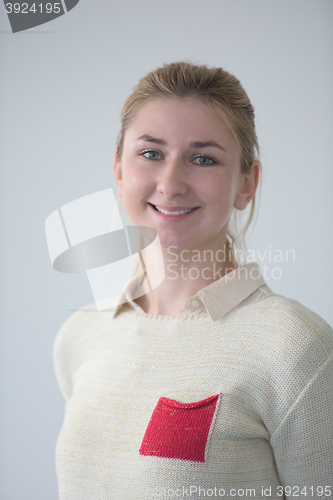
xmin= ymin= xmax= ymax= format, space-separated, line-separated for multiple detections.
xmin=114 ymin=97 xmax=258 ymax=254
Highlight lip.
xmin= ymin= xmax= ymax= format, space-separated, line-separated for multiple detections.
xmin=148 ymin=202 xmax=200 ymax=220
xmin=148 ymin=203 xmax=200 ymax=210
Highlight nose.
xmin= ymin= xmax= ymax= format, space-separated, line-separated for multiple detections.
xmin=156 ymin=158 xmax=188 ymax=198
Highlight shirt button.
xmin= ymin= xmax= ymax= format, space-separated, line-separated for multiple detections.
xmin=191 ymin=299 xmax=200 ymax=308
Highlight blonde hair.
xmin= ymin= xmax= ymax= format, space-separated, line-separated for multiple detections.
xmin=116 ymin=60 xmax=261 ymax=263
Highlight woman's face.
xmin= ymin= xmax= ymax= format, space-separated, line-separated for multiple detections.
xmin=114 ymin=97 xmax=257 ymax=252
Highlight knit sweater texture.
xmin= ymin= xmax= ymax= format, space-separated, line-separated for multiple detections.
xmin=54 ymin=292 xmax=333 ymax=499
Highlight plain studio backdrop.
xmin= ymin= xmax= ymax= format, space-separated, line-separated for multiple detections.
xmin=0 ymin=1 xmax=332 ymax=498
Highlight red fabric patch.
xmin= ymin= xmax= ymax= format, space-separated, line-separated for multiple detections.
xmin=139 ymin=394 xmax=220 ymax=462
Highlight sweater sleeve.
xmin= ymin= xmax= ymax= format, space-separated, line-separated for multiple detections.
xmin=270 ymin=350 xmax=333 ymax=495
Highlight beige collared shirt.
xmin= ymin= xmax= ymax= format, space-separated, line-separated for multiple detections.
xmin=110 ymin=262 xmax=272 ymax=322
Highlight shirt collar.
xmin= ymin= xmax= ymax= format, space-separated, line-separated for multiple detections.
xmin=197 ymin=262 xmax=266 ymax=321
xmin=102 ymin=262 xmax=266 ymax=322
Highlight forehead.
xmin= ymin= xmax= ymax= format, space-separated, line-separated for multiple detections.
xmin=125 ymin=97 xmax=237 ymax=147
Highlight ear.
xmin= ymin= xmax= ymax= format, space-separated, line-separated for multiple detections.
xmin=113 ymin=149 xmax=122 ymax=197
xmin=234 ymin=162 xmax=259 ymax=211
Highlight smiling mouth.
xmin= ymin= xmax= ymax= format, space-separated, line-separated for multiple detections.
xmin=149 ymin=203 xmax=199 ymax=215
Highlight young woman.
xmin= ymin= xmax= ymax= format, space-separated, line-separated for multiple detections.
xmin=54 ymin=62 xmax=333 ymax=499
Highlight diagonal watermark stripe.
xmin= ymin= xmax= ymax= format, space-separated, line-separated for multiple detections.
xmin=45 ymin=188 xmax=165 ymax=311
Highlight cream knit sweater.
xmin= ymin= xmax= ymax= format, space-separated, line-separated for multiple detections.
xmin=54 ymin=293 xmax=333 ymax=499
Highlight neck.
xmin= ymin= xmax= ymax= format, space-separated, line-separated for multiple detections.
xmin=136 ymin=238 xmax=238 ymax=315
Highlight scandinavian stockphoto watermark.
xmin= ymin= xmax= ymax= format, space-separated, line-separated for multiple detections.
xmin=166 ymin=245 xmax=295 ymax=281
xmin=3 ymin=0 xmax=80 ymax=33
xmin=141 ymin=484 xmax=332 ymax=498
xmin=141 ymin=485 xmax=257 ymax=498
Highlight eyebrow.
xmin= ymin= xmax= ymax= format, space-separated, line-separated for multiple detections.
xmin=136 ymin=134 xmax=227 ymax=153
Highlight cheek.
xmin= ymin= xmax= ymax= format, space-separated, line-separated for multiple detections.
xmin=199 ymin=174 xmax=240 ymax=225
xmin=199 ymin=174 xmax=236 ymax=206
xmin=122 ymin=168 xmax=148 ymax=195
xmin=121 ymin=169 xmax=154 ymax=215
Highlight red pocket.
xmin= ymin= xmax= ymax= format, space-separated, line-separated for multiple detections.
xmin=139 ymin=394 xmax=221 ymax=463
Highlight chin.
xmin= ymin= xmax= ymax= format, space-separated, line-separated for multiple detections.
xmin=157 ymin=233 xmax=199 ymax=252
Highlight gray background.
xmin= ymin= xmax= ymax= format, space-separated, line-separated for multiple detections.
xmin=1 ymin=1 xmax=332 ymax=499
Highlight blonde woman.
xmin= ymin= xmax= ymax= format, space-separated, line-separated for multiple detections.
xmin=54 ymin=62 xmax=333 ymax=499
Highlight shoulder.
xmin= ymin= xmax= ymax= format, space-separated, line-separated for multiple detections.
xmin=256 ymin=293 xmax=332 ymax=341
xmin=52 ymin=301 xmax=95 ymax=398
xmin=53 ymin=301 xmax=97 ymax=354
xmin=247 ymin=293 xmax=333 ymax=372
xmin=238 ymin=294 xmax=333 ymax=429
xmin=53 ymin=294 xmax=124 ymax=352
xmin=53 ymin=298 xmax=122 ymax=400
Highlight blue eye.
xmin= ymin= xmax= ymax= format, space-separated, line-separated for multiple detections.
xmin=141 ymin=150 xmax=161 ymax=160
xmin=193 ymin=155 xmax=215 ymax=165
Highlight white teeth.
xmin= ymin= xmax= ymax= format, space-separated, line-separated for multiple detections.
xmin=154 ymin=205 xmax=196 ymax=215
